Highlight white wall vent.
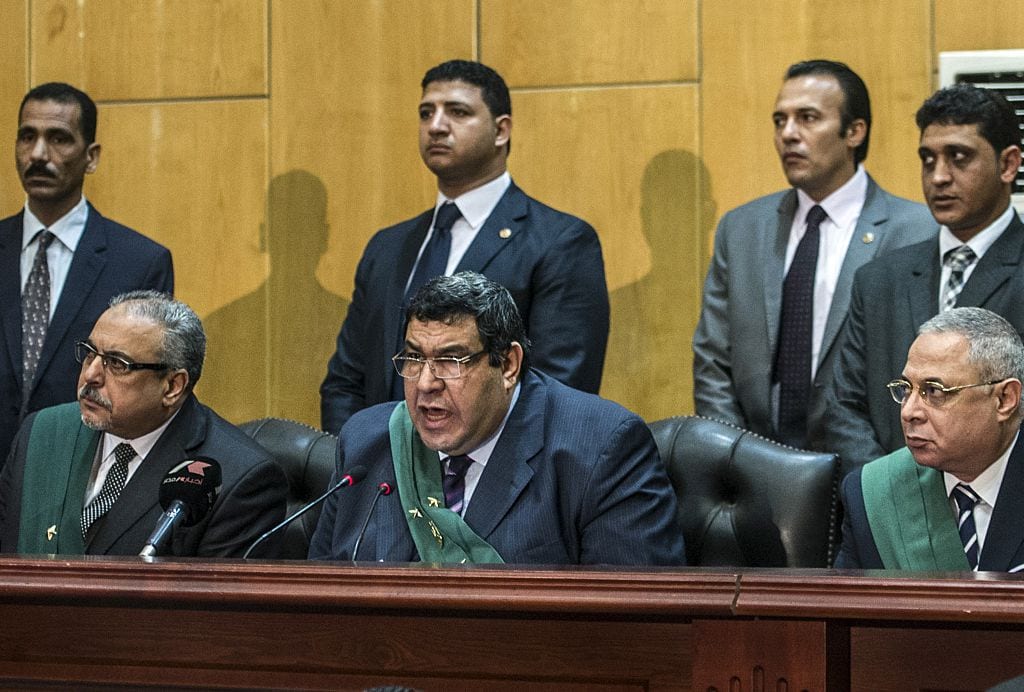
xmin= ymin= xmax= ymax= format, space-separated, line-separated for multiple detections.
xmin=939 ymin=49 xmax=1024 ymax=213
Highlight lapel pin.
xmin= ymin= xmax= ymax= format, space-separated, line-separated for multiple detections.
xmin=46 ymin=525 xmax=57 ymax=541
xmin=862 ymin=232 xmax=875 ymax=244
xmin=499 ymin=228 xmax=512 ymax=239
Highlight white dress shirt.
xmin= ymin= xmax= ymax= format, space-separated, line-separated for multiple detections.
xmin=83 ymin=411 xmax=180 ymax=505
xmin=943 ymin=431 xmax=1017 ymax=560
xmin=21 ymin=196 xmax=89 ymax=318
xmin=937 ymin=204 xmax=1017 ymax=311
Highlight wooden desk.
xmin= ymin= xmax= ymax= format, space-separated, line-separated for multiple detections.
xmin=0 ymin=557 xmax=1021 ymax=691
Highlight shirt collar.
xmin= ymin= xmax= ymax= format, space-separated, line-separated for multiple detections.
xmin=22 ymin=196 xmax=89 ymax=253
xmin=794 ymin=165 xmax=868 ymax=229
xmin=100 ymin=407 xmax=182 ymax=463
xmin=440 ymin=379 xmax=522 ymax=469
xmin=435 ymin=171 xmax=511 ymax=231
xmin=938 ymin=204 xmax=1017 ymax=261
xmin=943 ymin=430 xmax=1018 ymax=508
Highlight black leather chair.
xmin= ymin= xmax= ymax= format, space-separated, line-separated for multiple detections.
xmin=239 ymin=418 xmax=336 ymax=559
xmin=648 ymin=415 xmax=840 ymax=567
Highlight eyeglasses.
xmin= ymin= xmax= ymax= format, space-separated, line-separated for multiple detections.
xmin=392 ymin=350 xmax=487 ymax=380
xmin=75 ymin=341 xmax=170 ymax=376
xmin=886 ymin=377 xmax=1006 ymax=407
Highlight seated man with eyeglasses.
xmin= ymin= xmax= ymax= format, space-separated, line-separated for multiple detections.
xmin=309 ymin=271 xmax=684 ymax=566
xmin=834 ymin=307 xmax=1024 ymax=571
xmin=0 ymin=290 xmax=288 ymax=557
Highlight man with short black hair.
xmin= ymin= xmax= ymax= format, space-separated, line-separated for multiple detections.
xmin=311 ymin=272 xmax=683 ymax=566
xmin=320 ymin=59 xmax=608 ymax=435
xmin=828 ymin=84 xmax=1024 ymax=474
xmin=835 ymin=307 xmax=1024 ymax=571
xmin=0 ymin=82 xmax=174 ymax=465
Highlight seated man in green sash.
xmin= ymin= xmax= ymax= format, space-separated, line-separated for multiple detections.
xmin=309 ymin=271 xmax=685 ymax=565
xmin=835 ymin=307 xmax=1024 ymax=571
xmin=0 ymin=290 xmax=288 ymax=557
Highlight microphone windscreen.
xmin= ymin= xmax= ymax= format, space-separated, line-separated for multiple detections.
xmin=158 ymin=457 xmax=223 ymax=526
xmin=344 ymin=464 xmax=368 ymax=485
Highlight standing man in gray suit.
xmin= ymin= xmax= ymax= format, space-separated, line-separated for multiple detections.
xmin=827 ymin=84 xmax=1024 ymax=474
xmin=693 ymin=60 xmax=934 ymax=450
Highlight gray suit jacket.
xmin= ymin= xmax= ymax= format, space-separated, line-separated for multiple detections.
xmin=827 ymin=213 xmax=1024 ymax=474
xmin=693 ymin=175 xmax=935 ymax=450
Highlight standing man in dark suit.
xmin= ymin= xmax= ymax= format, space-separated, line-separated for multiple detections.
xmin=693 ymin=60 xmax=933 ymax=451
xmin=0 ymin=291 xmax=287 ymax=557
xmin=827 ymin=84 xmax=1024 ymax=474
xmin=0 ymin=82 xmax=174 ymax=465
xmin=320 ymin=60 xmax=608 ymax=435
xmin=835 ymin=308 xmax=1024 ymax=571
xmin=310 ymin=272 xmax=683 ymax=566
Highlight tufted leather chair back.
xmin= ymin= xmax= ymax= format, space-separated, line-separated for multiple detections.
xmin=239 ymin=418 xmax=336 ymax=559
xmin=648 ymin=416 xmax=840 ymax=567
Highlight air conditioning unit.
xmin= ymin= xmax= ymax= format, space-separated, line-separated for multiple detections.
xmin=939 ymin=49 xmax=1024 ymax=214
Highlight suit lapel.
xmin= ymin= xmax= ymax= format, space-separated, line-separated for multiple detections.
xmin=957 ymin=215 xmax=1024 ymax=308
xmin=33 ymin=205 xmax=107 ymax=388
xmin=764 ymin=192 xmax=796 ymax=357
xmin=462 ymin=373 xmax=543 ymax=539
xmin=0 ymin=213 xmax=25 ymax=378
xmin=980 ymin=438 xmax=1024 ymax=571
xmin=905 ymin=240 xmax=941 ymax=331
xmin=455 ymin=184 xmax=527 ymax=272
xmin=89 ymin=396 xmax=206 ymax=554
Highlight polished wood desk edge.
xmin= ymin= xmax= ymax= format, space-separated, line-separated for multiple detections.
xmin=1 ymin=556 xmax=1022 ymax=623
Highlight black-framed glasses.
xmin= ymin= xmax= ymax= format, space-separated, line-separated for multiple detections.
xmin=75 ymin=341 xmax=170 ymax=376
xmin=392 ymin=350 xmax=487 ymax=380
xmin=886 ymin=377 xmax=1006 ymax=407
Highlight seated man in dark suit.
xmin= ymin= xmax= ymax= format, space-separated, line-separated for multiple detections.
xmin=310 ymin=272 xmax=684 ymax=566
xmin=320 ymin=59 xmax=608 ymax=435
xmin=0 ymin=291 xmax=287 ymax=557
xmin=836 ymin=307 xmax=1024 ymax=571
xmin=2 ymin=82 xmax=174 ymax=466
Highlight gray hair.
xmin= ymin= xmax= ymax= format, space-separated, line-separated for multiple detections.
xmin=109 ymin=290 xmax=206 ymax=385
xmin=918 ymin=307 xmax=1024 ymax=383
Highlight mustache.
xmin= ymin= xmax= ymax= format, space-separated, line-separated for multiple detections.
xmin=24 ymin=162 xmax=54 ymax=178
xmin=78 ymin=384 xmax=112 ymax=411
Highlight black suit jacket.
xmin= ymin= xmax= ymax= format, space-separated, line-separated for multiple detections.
xmin=0 ymin=204 xmax=174 ymax=465
xmin=310 ymin=370 xmax=685 ymax=566
xmin=0 ymin=395 xmax=288 ymax=557
xmin=835 ymin=439 xmax=1024 ymax=571
xmin=319 ymin=182 xmax=609 ymax=434
xmin=827 ymin=213 xmax=1024 ymax=474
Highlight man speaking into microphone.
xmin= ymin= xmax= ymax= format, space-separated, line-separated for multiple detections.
xmin=0 ymin=290 xmax=287 ymax=557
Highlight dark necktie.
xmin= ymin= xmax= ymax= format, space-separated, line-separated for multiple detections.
xmin=774 ymin=204 xmax=827 ymax=447
xmin=942 ymin=245 xmax=977 ymax=312
xmin=405 ymin=201 xmax=462 ymax=301
xmin=22 ymin=230 xmax=55 ymax=396
xmin=442 ymin=454 xmax=473 ymax=516
xmin=81 ymin=443 xmax=136 ymax=539
xmin=952 ymin=483 xmax=981 ymax=570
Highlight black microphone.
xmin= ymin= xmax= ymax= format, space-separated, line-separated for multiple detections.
xmin=242 ymin=464 xmax=367 ymax=559
xmin=352 ymin=481 xmax=394 ymax=562
xmin=139 ymin=457 xmax=222 ymax=557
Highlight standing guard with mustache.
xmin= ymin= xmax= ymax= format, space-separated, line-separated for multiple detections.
xmin=319 ymin=60 xmax=609 ymax=436
xmin=0 ymin=83 xmax=173 ymax=467
xmin=827 ymin=84 xmax=1024 ymax=474
xmin=693 ymin=60 xmax=934 ymax=453
xmin=310 ymin=272 xmax=684 ymax=566
xmin=0 ymin=291 xmax=287 ymax=557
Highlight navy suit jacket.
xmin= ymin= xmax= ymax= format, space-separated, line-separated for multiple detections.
xmin=827 ymin=213 xmax=1024 ymax=474
xmin=0 ymin=204 xmax=173 ymax=465
xmin=835 ymin=439 xmax=1024 ymax=571
xmin=309 ymin=369 xmax=685 ymax=566
xmin=320 ymin=183 xmax=609 ymax=434
xmin=0 ymin=395 xmax=288 ymax=557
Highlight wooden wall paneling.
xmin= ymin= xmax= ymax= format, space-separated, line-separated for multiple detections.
xmin=31 ymin=0 xmax=267 ymax=100
xmin=511 ymin=86 xmax=703 ymax=420
xmin=0 ymin=1 xmax=27 ymax=213
xmin=480 ymin=0 xmax=698 ymax=86
xmin=701 ymin=0 xmax=932 ymax=237
xmin=935 ymin=0 xmax=1024 ymax=52
xmin=269 ymin=0 xmax=475 ymax=426
xmin=82 ymin=101 xmax=268 ymax=422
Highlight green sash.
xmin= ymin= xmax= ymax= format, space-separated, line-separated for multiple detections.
xmin=861 ymin=447 xmax=970 ymax=570
xmin=18 ymin=403 xmax=99 ymax=555
xmin=388 ymin=403 xmax=504 ymax=564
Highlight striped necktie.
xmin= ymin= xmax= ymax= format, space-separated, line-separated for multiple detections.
xmin=441 ymin=454 xmax=473 ymax=515
xmin=951 ymin=483 xmax=981 ymax=571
